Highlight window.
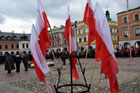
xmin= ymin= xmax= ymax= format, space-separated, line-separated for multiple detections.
xmin=124 ymin=29 xmax=128 ymax=37
xmin=84 ymin=37 xmax=87 ymax=42
xmin=26 ymin=44 xmax=28 ymax=48
xmin=123 ymin=17 xmax=127 ymax=23
xmin=5 ymin=44 xmax=8 ymax=49
xmin=22 ymin=44 xmax=25 ymax=48
xmin=134 ymin=14 xmax=139 ymax=21
xmin=0 ymin=44 xmax=2 ymax=49
xmin=16 ymin=44 xmax=19 ymax=49
xmin=83 ymin=29 xmax=86 ymax=34
xmin=135 ymin=27 xmax=140 ymax=36
xmin=11 ymin=44 xmax=14 ymax=49
xmin=79 ymin=38 xmax=82 ymax=43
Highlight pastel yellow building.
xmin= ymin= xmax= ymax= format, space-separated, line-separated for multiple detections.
xmin=75 ymin=21 xmax=96 ymax=49
xmin=74 ymin=10 xmax=119 ymax=49
xmin=74 ymin=20 xmax=119 ymax=49
xmin=108 ymin=21 xmax=119 ymax=48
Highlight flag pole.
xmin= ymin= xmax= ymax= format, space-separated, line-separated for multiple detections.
xmin=50 ymin=27 xmax=61 ymax=54
xmin=89 ymin=59 xmax=96 ymax=83
xmin=49 ymin=27 xmax=61 ymax=70
xmin=126 ymin=0 xmax=132 ymax=58
xmin=69 ymin=25 xmax=73 ymax=93
xmin=96 ymin=73 xmax=102 ymax=93
xmin=83 ymin=47 xmax=88 ymax=72
xmin=83 ymin=22 xmax=88 ymax=73
xmin=69 ymin=27 xmax=72 ymax=54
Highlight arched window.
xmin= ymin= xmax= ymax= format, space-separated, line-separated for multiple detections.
xmin=6 ymin=36 xmax=11 ymax=40
xmin=0 ymin=36 xmax=5 ymax=40
xmin=12 ymin=36 xmax=16 ymax=40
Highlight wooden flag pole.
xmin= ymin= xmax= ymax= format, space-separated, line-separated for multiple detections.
xmin=44 ymin=84 xmax=48 ymax=93
xmin=96 ymin=73 xmax=102 ymax=93
xmin=49 ymin=72 xmax=55 ymax=85
xmin=83 ymin=47 xmax=89 ymax=72
xmin=89 ymin=59 xmax=97 ymax=83
xmin=50 ymin=27 xmax=61 ymax=54
xmin=69 ymin=27 xmax=72 ymax=54
xmin=49 ymin=27 xmax=61 ymax=69
xmin=51 ymin=49 xmax=58 ymax=68
xmin=82 ymin=22 xmax=89 ymax=72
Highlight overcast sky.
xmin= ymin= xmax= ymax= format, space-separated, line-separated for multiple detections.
xmin=0 ymin=0 xmax=139 ymax=33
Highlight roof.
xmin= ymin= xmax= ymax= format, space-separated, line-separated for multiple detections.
xmin=117 ymin=6 xmax=140 ymax=15
xmin=0 ymin=31 xmax=30 ymax=41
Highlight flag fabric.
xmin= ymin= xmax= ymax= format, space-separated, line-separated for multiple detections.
xmin=136 ymin=43 xmax=139 ymax=53
xmin=64 ymin=4 xmax=79 ymax=80
xmin=30 ymin=25 xmax=52 ymax=93
xmin=83 ymin=0 xmax=96 ymax=45
xmin=94 ymin=2 xmax=119 ymax=93
xmin=36 ymin=0 xmax=51 ymax=56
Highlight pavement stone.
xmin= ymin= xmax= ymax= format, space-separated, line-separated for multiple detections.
xmin=0 ymin=57 xmax=140 ymax=93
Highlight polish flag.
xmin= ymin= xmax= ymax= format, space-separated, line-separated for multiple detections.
xmin=36 ymin=0 xmax=51 ymax=56
xmin=30 ymin=25 xmax=52 ymax=93
xmin=94 ymin=2 xmax=119 ymax=93
xmin=64 ymin=4 xmax=79 ymax=80
xmin=136 ymin=43 xmax=139 ymax=53
xmin=83 ymin=0 xmax=96 ymax=45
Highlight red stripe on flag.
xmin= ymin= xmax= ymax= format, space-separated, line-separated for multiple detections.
xmin=83 ymin=2 xmax=96 ymax=45
xmin=38 ymin=27 xmax=51 ymax=56
xmin=72 ymin=52 xmax=79 ymax=80
xmin=96 ymin=32 xmax=118 ymax=77
xmin=109 ymin=75 xmax=119 ymax=93
xmin=32 ymin=57 xmax=45 ymax=81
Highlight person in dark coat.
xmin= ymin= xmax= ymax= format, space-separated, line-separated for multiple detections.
xmin=28 ymin=51 xmax=32 ymax=61
xmin=22 ymin=51 xmax=28 ymax=71
xmin=4 ymin=52 xmax=15 ymax=74
xmin=0 ymin=52 xmax=4 ymax=64
xmin=61 ymin=48 xmax=68 ymax=65
xmin=15 ymin=51 xmax=21 ymax=72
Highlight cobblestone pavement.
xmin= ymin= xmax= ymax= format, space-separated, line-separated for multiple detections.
xmin=0 ymin=57 xmax=140 ymax=93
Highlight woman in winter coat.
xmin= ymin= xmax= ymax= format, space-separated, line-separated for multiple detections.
xmin=5 ymin=52 xmax=15 ymax=74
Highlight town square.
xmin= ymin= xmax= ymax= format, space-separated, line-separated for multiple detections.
xmin=0 ymin=0 xmax=140 ymax=93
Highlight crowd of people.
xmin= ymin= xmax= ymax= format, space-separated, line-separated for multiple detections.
xmin=0 ymin=51 xmax=32 ymax=75
xmin=0 ymin=46 xmax=140 ymax=74
xmin=45 ymin=46 xmax=140 ymax=59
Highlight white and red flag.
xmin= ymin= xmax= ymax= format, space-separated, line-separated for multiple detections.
xmin=64 ymin=4 xmax=79 ymax=80
xmin=36 ymin=0 xmax=51 ymax=56
xmin=83 ymin=0 xmax=96 ymax=45
xmin=136 ymin=43 xmax=139 ymax=53
xmin=30 ymin=25 xmax=52 ymax=93
xmin=94 ymin=2 xmax=119 ymax=93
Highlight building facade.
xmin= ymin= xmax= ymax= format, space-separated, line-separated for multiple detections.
xmin=0 ymin=31 xmax=30 ymax=54
xmin=117 ymin=7 xmax=140 ymax=48
xmin=108 ymin=21 xmax=119 ymax=48
xmin=74 ymin=10 xmax=119 ymax=49
xmin=75 ymin=21 xmax=96 ymax=49
xmin=48 ymin=26 xmax=67 ymax=51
